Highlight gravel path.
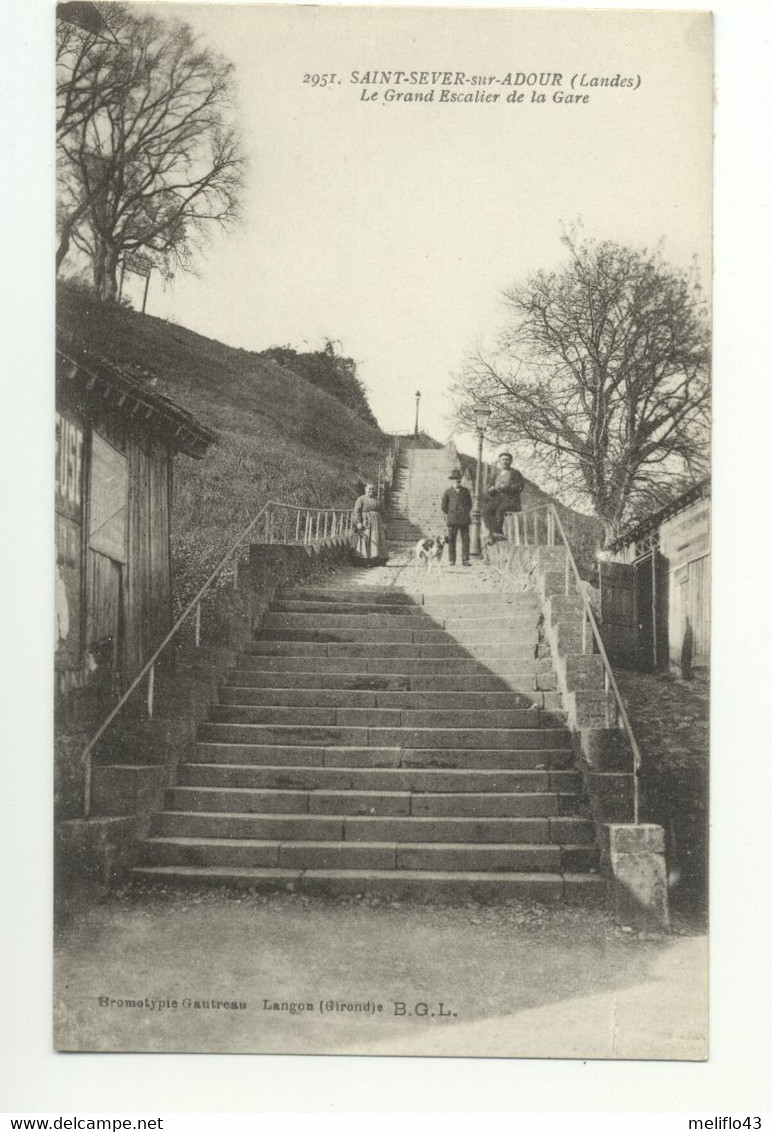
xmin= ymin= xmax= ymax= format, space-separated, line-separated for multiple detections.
xmin=312 ymin=546 xmax=531 ymax=597
xmin=54 ymin=887 xmax=707 ymax=1059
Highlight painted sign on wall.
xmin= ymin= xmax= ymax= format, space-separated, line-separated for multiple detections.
xmin=55 ymin=411 xmax=84 ymax=521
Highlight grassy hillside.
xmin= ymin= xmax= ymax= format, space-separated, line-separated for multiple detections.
xmin=57 ymin=284 xmax=391 ymax=602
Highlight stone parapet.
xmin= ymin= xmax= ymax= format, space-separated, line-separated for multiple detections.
xmin=507 ymin=541 xmax=670 ymax=928
xmin=603 ymin=823 xmax=671 ymax=931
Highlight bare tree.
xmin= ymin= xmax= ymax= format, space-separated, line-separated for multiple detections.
xmin=453 ymin=233 xmax=711 ymax=540
xmin=57 ymin=5 xmax=245 ymax=299
xmin=56 ymin=5 xmax=140 ymax=272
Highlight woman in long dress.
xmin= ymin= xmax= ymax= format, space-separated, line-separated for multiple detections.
xmin=351 ymin=483 xmax=389 ymax=566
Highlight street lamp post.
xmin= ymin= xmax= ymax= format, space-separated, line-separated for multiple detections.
xmin=469 ymin=404 xmax=493 ymax=557
xmin=414 ymin=391 xmax=421 ymax=438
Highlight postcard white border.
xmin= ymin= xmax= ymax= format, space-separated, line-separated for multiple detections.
xmin=2 ymin=0 xmax=771 ymax=1114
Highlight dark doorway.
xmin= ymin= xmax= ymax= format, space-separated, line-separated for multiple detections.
xmin=632 ymin=551 xmax=668 ymax=671
xmin=599 ymin=561 xmax=637 ymax=668
xmin=600 ymin=553 xmax=668 ymax=672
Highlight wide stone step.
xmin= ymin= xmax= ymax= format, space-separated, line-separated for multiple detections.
xmin=257 ymin=627 xmax=540 ymax=646
xmin=165 ymin=785 xmax=570 ymax=818
xmin=262 ymin=612 xmax=539 ymax=631
xmin=129 ymin=866 xmax=605 ymax=903
xmin=223 ymin=671 xmax=556 ymax=696
xmin=190 ymin=742 xmax=398 ymax=767
xmin=189 ymin=743 xmax=576 ymax=770
xmin=151 ymin=810 xmax=593 ymax=844
xmin=442 ymin=617 xmax=540 ymax=634
xmin=276 ymin=588 xmax=413 ymax=605
xmin=423 ymin=595 xmax=540 ymax=610
xmin=445 ymin=629 xmax=539 ymax=645
xmin=179 ymin=762 xmax=581 ymax=793
xmin=436 ymin=618 xmax=541 ymax=633
xmin=218 ymin=687 xmax=555 ymax=711
xmin=209 ymin=705 xmax=551 ymax=729
xmin=269 ymin=601 xmax=424 ymax=616
xmin=232 ymin=655 xmax=550 ymax=675
xmin=219 ymin=679 xmax=556 ymax=706
xmin=224 ymin=671 xmax=520 ymax=692
xmin=139 ymin=836 xmax=594 ymax=872
xmin=246 ymin=641 xmax=539 ymax=659
xmin=197 ymin=723 xmax=572 ymax=750
xmin=260 ymin=627 xmax=417 ymax=643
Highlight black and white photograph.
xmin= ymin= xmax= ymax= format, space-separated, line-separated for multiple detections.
xmin=49 ymin=1 xmax=714 ymax=1062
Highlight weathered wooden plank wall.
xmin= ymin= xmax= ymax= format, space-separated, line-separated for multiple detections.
xmin=660 ymin=498 xmax=711 ymax=669
xmin=123 ymin=430 xmax=173 ymax=677
xmin=57 ymin=387 xmax=174 ymax=696
xmin=669 ymin=554 xmax=710 ymax=668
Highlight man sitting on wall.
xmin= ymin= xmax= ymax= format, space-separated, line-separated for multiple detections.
xmin=482 ymin=451 xmax=524 ymax=543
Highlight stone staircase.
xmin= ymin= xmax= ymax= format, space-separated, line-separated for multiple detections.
xmin=133 ymin=583 xmax=604 ymax=902
xmin=387 ymin=447 xmax=466 ymax=542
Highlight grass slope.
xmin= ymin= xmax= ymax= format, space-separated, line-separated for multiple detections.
xmin=57 ymin=285 xmax=391 ymax=601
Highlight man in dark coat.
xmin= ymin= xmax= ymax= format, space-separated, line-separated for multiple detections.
xmin=482 ymin=451 xmax=524 ymax=543
xmin=441 ymin=469 xmax=473 ymax=566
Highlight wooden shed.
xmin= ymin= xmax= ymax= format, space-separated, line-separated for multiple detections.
xmin=600 ymin=480 xmax=711 ymax=673
xmin=55 ymin=335 xmax=216 ymax=708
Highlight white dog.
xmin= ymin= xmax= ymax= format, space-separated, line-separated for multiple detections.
xmin=415 ymin=535 xmax=449 ymax=571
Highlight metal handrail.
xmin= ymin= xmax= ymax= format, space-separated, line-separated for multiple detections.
xmin=80 ymin=499 xmax=355 ymax=818
xmin=499 ymin=502 xmax=643 ymax=823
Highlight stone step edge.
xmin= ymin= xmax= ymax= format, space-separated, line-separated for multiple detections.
xmin=169 ymin=786 xmax=566 ymax=800
xmin=221 ymin=686 xmax=543 ymax=698
xmin=130 ymin=866 xmax=606 ymax=899
xmin=209 ymin=711 xmax=556 ymax=726
xmin=229 ymin=663 xmax=552 ymax=674
xmin=199 ymin=724 xmax=566 ymax=735
xmin=160 ymin=810 xmax=591 ymax=826
xmin=183 ymin=765 xmax=575 ymax=783
xmin=186 ymin=761 xmax=575 ymax=777
xmin=263 ymin=610 xmax=540 ymax=618
xmin=143 ymin=836 xmax=594 ymax=852
xmin=274 ymin=591 xmax=533 ymax=604
xmin=193 ymin=742 xmax=570 ymax=755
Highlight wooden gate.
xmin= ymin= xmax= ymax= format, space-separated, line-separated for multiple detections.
xmin=599 ymin=561 xmax=637 ymax=668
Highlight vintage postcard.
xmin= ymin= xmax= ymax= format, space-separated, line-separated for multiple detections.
xmin=53 ymin=3 xmax=712 ymax=1059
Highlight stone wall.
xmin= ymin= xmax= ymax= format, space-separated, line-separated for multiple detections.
xmin=485 ymin=541 xmax=671 ymax=928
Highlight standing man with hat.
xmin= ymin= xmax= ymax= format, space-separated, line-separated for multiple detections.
xmin=482 ymin=451 xmax=524 ymax=543
xmin=441 ymin=468 xmax=473 ymax=567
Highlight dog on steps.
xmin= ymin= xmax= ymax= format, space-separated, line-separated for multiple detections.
xmin=414 ymin=535 xmax=449 ymax=571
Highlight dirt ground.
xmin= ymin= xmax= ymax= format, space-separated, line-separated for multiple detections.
xmin=55 ymin=887 xmax=707 ymax=1060
xmin=318 ymin=546 xmax=533 ymax=596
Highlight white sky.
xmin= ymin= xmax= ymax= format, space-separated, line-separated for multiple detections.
xmin=124 ymin=4 xmax=712 ymax=457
